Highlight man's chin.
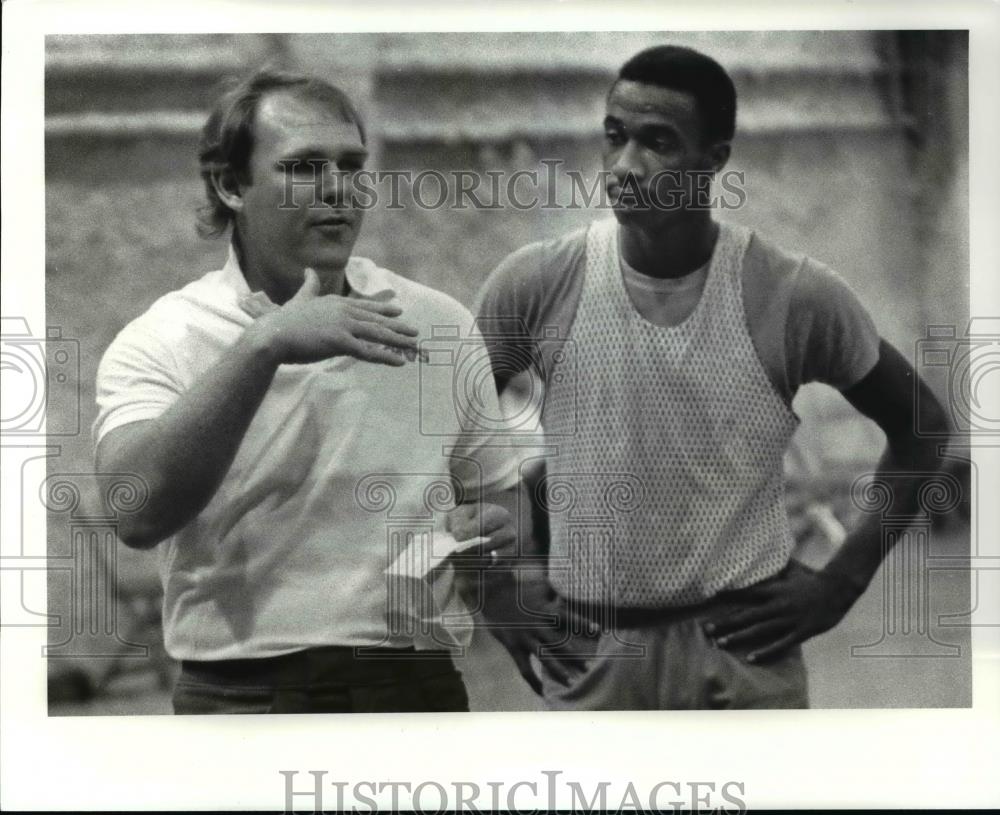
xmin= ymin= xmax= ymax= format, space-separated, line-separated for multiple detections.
xmin=611 ymin=206 xmax=637 ymax=221
xmin=302 ymin=242 xmax=355 ymax=270
xmin=611 ymin=206 xmax=688 ymax=232
xmin=611 ymin=205 xmax=656 ymax=224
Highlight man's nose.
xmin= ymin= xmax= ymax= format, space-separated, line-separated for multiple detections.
xmin=610 ymin=140 xmax=646 ymax=185
xmin=320 ymin=165 xmax=353 ymax=206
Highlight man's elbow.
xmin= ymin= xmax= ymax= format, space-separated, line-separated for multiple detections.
xmin=888 ymin=407 xmax=949 ymax=470
xmin=116 ymin=514 xmax=169 ymax=550
xmin=916 ymin=391 xmax=951 ymax=463
xmin=919 ymin=382 xmax=951 ymax=438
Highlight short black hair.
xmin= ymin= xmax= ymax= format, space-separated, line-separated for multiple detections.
xmin=616 ymin=45 xmax=736 ymax=145
xmin=197 ymin=68 xmax=366 ymax=238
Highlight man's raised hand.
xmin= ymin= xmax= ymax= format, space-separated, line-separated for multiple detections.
xmin=249 ymin=267 xmax=421 ymax=366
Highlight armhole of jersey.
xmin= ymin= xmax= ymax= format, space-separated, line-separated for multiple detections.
xmin=740 ymin=233 xmax=801 ymax=406
xmin=533 ymin=227 xmax=588 ymax=344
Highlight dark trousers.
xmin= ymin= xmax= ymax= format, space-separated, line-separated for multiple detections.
xmin=172 ymin=646 xmax=469 ymax=714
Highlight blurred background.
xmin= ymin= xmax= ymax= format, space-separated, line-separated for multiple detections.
xmin=41 ymin=31 xmax=971 ymax=713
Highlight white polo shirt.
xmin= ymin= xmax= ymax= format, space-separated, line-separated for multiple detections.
xmin=94 ymin=248 xmax=520 ymax=660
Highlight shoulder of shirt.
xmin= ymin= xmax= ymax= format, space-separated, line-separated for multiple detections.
xmin=487 ymin=225 xmax=588 ymax=292
xmin=372 ymin=264 xmax=475 ymax=327
xmin=741 ymin=228 xmax=808 ymax=291
xmin=742 ymin=227 xmax=861 ymax=315
xmin=109 ymin=266 xmax=234 ymax=351
xmin=740 ymin=226 xmax=879 ymax=395
xmin=740 ymin=227 xmax=845 ymax=399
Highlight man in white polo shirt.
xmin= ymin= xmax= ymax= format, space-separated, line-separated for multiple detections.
xmin=93 ymin=69 xmax=519 ymax=713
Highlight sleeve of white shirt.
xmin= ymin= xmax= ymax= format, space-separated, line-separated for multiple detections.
xmin=446 ymin=319 xmax=524 ymax=499
xmin=92 ymin=315 xmax=185 ymax=447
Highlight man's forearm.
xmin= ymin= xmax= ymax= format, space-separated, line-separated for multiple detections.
xmin=99 ymin=323 xmax=281 ymax=547
xmin=822 ymin=436 xmax=944 ymax=598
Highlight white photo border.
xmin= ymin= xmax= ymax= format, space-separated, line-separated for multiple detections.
xmin=2 ymin=0 xmax=998 ymax=810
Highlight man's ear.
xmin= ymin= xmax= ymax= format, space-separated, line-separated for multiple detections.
xmin=706 ymin=141 xmax=731 ymax=173
xmin=210 ymin=168 xmax=245 ymax=213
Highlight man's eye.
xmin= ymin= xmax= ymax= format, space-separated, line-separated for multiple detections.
xmin=604 ymin=130 xmax=627 ymax=146
xmin=648 ymin=136 xmax=678 ymax=153
xmin=286 ymin=160 xmax=326 ymax=177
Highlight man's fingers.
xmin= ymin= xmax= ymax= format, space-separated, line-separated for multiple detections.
xmin=346 ymin=340 xmax=408 ymax=366
xmin=445 ymin=504 xmax=474 ymax=535
xmin=478 ymin=504 xmax=514 ymax=537
xmin=347 ymin=300 xmax=420 ymax=330
xmin=446 ymin=504 xmax=514 ymax=547
xmin=358 ymin=313 xmax=422 ymax=338
xmin=539 ymin=636 xmax=594 ymax=685
xmin=511 ymin=653 xmax=543 ymax=695
xmin=541 ymin=622 xmax=600 ymax=672
xmin=289 ymin=267 xmax=322 ymax=303
xmin=747 ymin=633 xmax=800 ymax=664
xmin=474 ymin=526 xmax=515 ymax=555
xmin=495 ymin=629 xmax=546 ymax=695
xmin=714 ymin=619 xmax=790 ymax=651
xmin=705 ymin=603 xmax=783 ymax=638
xmin=347 ymin=296 xmax=406 ymax=317
xmin=479 ymin=504 xmax=516 ymax=551
xmin=544 ymin=647 xmax=589 ymax=675
xmin=537 ymin=653 xmax=574 ymax=686
xmin=482 ymin=530 xmax=516 ymax=554
xmin=445 ymin=504 xmax=476 ymax=541
xmin=448 ymin=523 xmax=479 ymax=545
xmin=351 ymin=320 xmax=420 ymax=351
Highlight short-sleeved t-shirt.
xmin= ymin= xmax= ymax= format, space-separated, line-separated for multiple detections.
xmin=475 ymin=224 xmax=881 ymax=402
xmin=95 ymin=247 xmax=520 ymax=661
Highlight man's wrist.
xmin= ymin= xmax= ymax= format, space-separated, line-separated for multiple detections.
xmin=239 ymin=315 xmax=285 ymax=370
xmin=818 ymin=562 xmax=870 ymax=601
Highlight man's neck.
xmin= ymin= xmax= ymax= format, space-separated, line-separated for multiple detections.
xmin=232 ymin=231 xmax=348 ymax=304
xmin=618 ymin=213 xmax=719 ymax=280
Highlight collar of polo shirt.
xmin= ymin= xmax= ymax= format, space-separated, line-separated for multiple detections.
xmin=220 ymin=243 xmax=396 ymax=304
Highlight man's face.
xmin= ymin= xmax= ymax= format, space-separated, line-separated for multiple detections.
xmin=602 ymin=79 xmax=725 ymax=228
xmin=235 ymin=90 xmax=368 ymax=297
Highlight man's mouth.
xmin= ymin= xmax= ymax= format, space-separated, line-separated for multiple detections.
xmin=607 ymin=186 xmax=650 ymax=212
xmin=311 ymin=212 xmax=354 ymax=229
